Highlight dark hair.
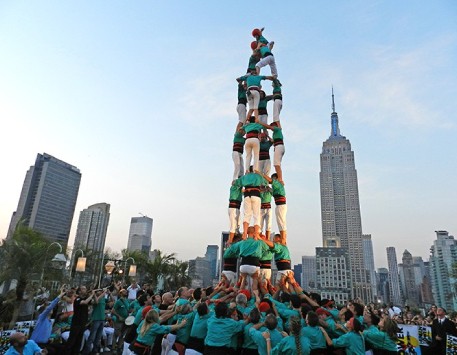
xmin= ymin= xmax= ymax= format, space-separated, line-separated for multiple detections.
xmin=138 ymin=293 xmax=148 ymax=307
xmin=271 ymin=173 xmax=278 ymax=179
xmin=197 ymin=302 xmax=208 ymax=317
xmin=343 ymin=309 xmax=354 ymax=321
xmin=352 ymin=317 xmax=364 ymax=333
xmin=215 ymin=302 xmax=228 ymax=318
xmin=368 ymin=312 xmax=380 ymax=326
xmin=265 ymin=314 xmax=278 ymax=330
xmin=306 ymin=311 xmax=319 ymax=327
xmin=352 ymin=302 xmax=364 ymax=316
xmin=193 ymin=288 xmax=202 ymax=301
xmin=205 ymin=286 xmax=214 ymax=296
xmin=309 ymin=292 xmax=321 ymax=304
xmin=280 ymin=292 xmax=291 ymax=304
xmin=249 ymin=116 xmax=256 ymax=123
xmin=290 ymin=294 xmax=301 ymax=309
xmin=249 ymin=308 xmax=261 ymax=324
xmin=289 ymin=316 xmax=302 ymax=354
xmin=301 ymin=304 xmax=313 ymax=319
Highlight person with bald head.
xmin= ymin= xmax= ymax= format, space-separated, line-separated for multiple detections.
xmin=6 ymin=332 xmax=44 ymax=355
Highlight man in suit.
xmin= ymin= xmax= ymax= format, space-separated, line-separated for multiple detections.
xmin=431 ymin=307 xmax=457 ymax=354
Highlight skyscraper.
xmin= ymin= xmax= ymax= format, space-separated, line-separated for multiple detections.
xmin=73 ymin=203 xmax=110 ymax=284
xmin=7 ymin=153 xmax=81 ymax=246
xmin=127 ymin=216 xmax=153 ymax=253
xmin=205 ymin=245 xmax=219 ymax=280
xmin=362 ymin=234 xmax=377 ymax=299
xmin=398 ymin=250 xmax=420 ymax=306
xmin=301 ymin=256 xmax=317 ymax=292
xmin=429 ymin=230 xmax=457 ymax=311
xmin=386 ymin=247 xmax=403 ymax=306
xmin=319 ymin=91 xmax=371 ymax=301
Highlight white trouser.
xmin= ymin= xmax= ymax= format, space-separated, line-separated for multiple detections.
xmin=222 ymin=270 xmax=237 ymax=285
xmin=275 ymin=204 xmax=287 ymax=231
xmin=232 ymin=151 xmax=244 ymax=180
xmin=245 ymin=138 xmax=260 ymax=172
xmin=240 ymin=264 xmax=259 ymax=276
xmin=261 ymin=208 xmax=272 ymax=232
xmin=237 ymin=103 xmax=247 ymax=123
xmin=276 ymin=269 xmax=292 ymax=283
xmin=243 ymin=196 xmax=261 ymax=226
xmin=273 ymin=99 xmax=282 ymax=122
xmin=247 ymin=89 xmax=261 ymax=110
xmin=185 ymin=350 xmax=203 ymax=355
xmin=228 ymin=207 xmax=241 ymax=233
xmin=259 ymin=159 xmax=271 ymax=176
xmin=273 ymin=144 xmax=285 ymax=166
xmin=256 ymin=55 xmax=278 ymax=76
xmin=259 ymin=114 xmax=268 ymax=124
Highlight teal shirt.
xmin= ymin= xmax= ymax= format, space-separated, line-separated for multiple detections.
xmin=242 ymin=323 xmax=264 ymax=349
xmin=136 ymin=321 xmax=171 ymax=346
xmin=114 ymin=298 xmax=130 ymax=321
xmin=257 ymin=35 xmax=269 ymax=45
xmin=272 ymin=243 xmax=291 ymax=261
xmin=190 ymin=312 xmax=210 ymax=339
xmin=243 ymin=122 xmax=263 ymax=134
xmin=271 ymin=335 xmax=311 ymax=355
xmin=271 ymin=179 xmax=286 ymax=197
xmin=205 ymin=316 xmax=245 ymax=347
xmin=129 ymin=299 xmax=141 ymax=315
xmin=91 ymin=297 xmax=106 ymax=321
xmin=258 ymin=96 xmax=272 ymax=110
xmin=238 ymin=83 xmax=247 ymax=100
xmin=133 ymin=305 xmax=145 ymax=326
xmin=272 ymin=79 xmax=282 ymax=95
xmin=301 ymin=326 xmax=326 ymax=349
xmin=260 ymin=46 xmax=272 ymax=58
xmin=250 ymin=327 xmax=283 ymax=355
xmin=239 ymin=238 xmax=269 ymax=258
xmin=233 ymin=131 xmax=246 ymax=145
xmin=332 ymin=331 xmax=365 ymax=355
xmin=174 ymin=312 xmax=195 ymax=344
xmin=248 ymin=54 xmax=260 ymax=70
xmin=363 ymin=325 xmax=398 ymax=351
xmin=240 ymin=172 xmax=267 ymax=187
xmin=272 ymin=126 xmax=283 ymax=141
xmin=224 ymin=242 xmax=241 ymax=258
xmin=260 ymin=188 xmax=272 ymax=204
xmin=229 ymin=184 xmax=243 ymax=202
xmin=246 ymin=75 xmax=266 ymax=88
xmin=260 ymin=246 xmax=274 ymax=261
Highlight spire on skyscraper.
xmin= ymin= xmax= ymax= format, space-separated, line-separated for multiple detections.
xmin=330 ymin=87 xmax=342 ymax=138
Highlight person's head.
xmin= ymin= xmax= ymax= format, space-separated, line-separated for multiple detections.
xmin=119 ymin=289 xmax=128 ymax=298
xmin=265 ymin=313 xmax=278 ymax=330
xmin=137 ymin=293 xmax=148 ymax=307
xmin=279 ymin=292 xmax=291 ymax=304
xmin=9 ymin=332 xmax=28 ymax=349
xmin=145 ymin=309 xmax=160 ymax=324
xmin=153 ymin=294 xmax=161 ymax=305
xmin=252 ymin=28 xmax=261 ymax=38
xmin=177 ymin=287 xmax=189 ymax=299
xmin=306 ymin=311 xmax=319 ymax=327
xmin=192 ymin=288 xmax=202 ymax=301
xmin=349 ymin=302 xmax=364 ymax=316
xmin=76 ymin=286 xmax=88 ymax=297
xmin=271 ymin=173 xmax=278 ymax=181
xmin=260 ymin=90 xmax=266 ymax=99
xmin=437 ymin=307 xmax=446 ymax=319
xmin=215 ymin=302 xmax=228 ymax=318
xmin=162 ymin=292 xmax=173 ymax=305
xmin=236 ymin=293 xmax=248 ymax=305
xmin=259 ymin=133 xmax=267 ymax=141
xmin=270 ymin=121 xmax=278 ymax=127
xmin=347 ymin=317 xmax=363 ymax=332
xmin=250 ymin=41 xmax=258 ymax=50
xmin=249 ymin=116 xmax=256 ymax=123
xmin=379 ymin=317 xmax=399 ymax=340
xmin=247 ymin=226 xmax=255 ymax=236
xmin=290 ymin=294 xmax=301 ymax=309
xmin=273 ymin=233 xmax=281 ymax=243
xmin=364 ymin=312 xmax=380 ymax=326
xmin=131 ymin=280 xmax=138 ymax=287
xmin=249 ymin=308 xmax=261 ymax=324
xmin=197 ymin=302 xmax=209 ymax=317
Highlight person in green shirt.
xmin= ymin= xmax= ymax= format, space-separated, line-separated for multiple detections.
xmin=363 ymin=314 xmax=399 ymax=354
xmin=237 ymin=72 xmax=274 ymax=123
xmin=269 ymin=316 xmax=311 ymax=355
xmin=235 ymin=79 xmax=248 ymax=130
xmin=258 ymin=90 xmax=273 ymax=124
xmin=232 ymin=128 xmax=245 ymax=182
xmin=270 ymin=78 xmax=282 ymax=123
xmin=259 ymin=133 xmax=273 ymax=177
xmin=322 ymin=317 xmax=366 ymax=355
xmin=228 ymin=180 xmax=243 ymax=244
xmin=82 ymin=288 xmax=108 ymax=355
xmin=258 ymin=121 xmax=285 ymax=185
xmin=260 ymin=184 xmax=273 ymax=241
xmin=187 ymin=302 xmax=210 ymax=354
xmin=302 ymin=311 xmax=327 ymax=353
xmin=112 ymin=289 xmax=130 ymax=352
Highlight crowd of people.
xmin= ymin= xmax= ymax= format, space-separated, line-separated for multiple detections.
xmin=4 ymin=274 xmax=457 ymax=355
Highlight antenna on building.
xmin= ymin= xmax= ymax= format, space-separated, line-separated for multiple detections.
xmin=139 ymin=212 xmax=148 ymax=218
xmin=332 ymin=86 xmax=336 ymax=113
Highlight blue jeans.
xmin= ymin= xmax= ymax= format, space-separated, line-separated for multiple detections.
xmin=83 ymin=320 xmax=105 ymax=354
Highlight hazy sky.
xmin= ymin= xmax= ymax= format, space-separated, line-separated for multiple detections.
xmin=1 ymin=1 xmax=456 ymax=269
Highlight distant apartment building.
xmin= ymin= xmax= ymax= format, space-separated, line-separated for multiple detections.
xmin=127 ymin=216 xmax=153 ymax=253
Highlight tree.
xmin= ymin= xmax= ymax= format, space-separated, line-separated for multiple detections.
xmin=144 ymin=250 xmax=176 ymax=291
xmin=164 ymin=260 xmax=191 ymax=291
xmin=0 ymin=225 xmax=65 ymax=326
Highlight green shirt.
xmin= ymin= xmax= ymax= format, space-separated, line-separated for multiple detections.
xmin=272 ymin=243 xmax=291 ymax=261
xmin=271 ymin=179 xmax=285 ymax=197
xmin=238 ymin=83 xmax=246 ymax=100
xmin=190 ymin=312 xmax=210 ymax=339
xmin=229 ymin=184 xmax=243 ymax=202
xmin=332 ymin=331 xmax=365 ymax=355
xmin=250 ymin=327 xmax=283 ymax=355
xmin=246 ymin=75 xmax=266 ymax=88
xmin=260 ymin=188 xmax=272 ymax=204
xmin=233 ymin=131 xmax=246 ymax=145
xmin=239 ymin=238 xmax=269 ymax=258
xmin=301 ymin=325 xmax=326 ymax=349
xmin=91 ymin=297 xmax=106 ymax=321
xmin=271 ymin=335 xmax=311 ymax=355
xmin=133 ymin=305 xmax=145 ymax=326
xmin=205 ymin=316 xmax=244 ymax=347
xmin=272 ymin=126 xmax=283 ymax=141
xmin=224 ymin=242 xmax=241 ymax=258
xmin=259 ymin=46 xmax=272 ymax=58
xmin=114 ymin=298 xmax=130 ymax=322
xmin=136 ymin=321 xmax=171 ymax=346
xmin=243 ymin=122 xmax=263 ymax=134
xmin=240 ymin=172 xmax=267 ymax=187
xmin=363 ymin=325 xmax=398 ymax=351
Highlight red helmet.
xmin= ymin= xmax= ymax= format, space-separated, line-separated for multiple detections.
xmin=250 ymin=41 xmax=258 ymax=50
xmin=252 ymin=28 xmax=261 ymax=37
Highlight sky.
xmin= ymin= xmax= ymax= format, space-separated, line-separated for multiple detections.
xmin=0 ymin=1 xmax=456 ymax=269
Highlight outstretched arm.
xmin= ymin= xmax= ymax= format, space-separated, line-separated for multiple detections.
xmin=255 ymin=170 xmax=272 ymax=183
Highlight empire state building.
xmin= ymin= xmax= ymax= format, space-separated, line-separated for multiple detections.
xmin=319 ymin=91 xmax=372 ymax=302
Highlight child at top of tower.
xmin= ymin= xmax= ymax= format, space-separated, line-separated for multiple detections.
xmin=252 ymin=27 xmax=274 ymax=50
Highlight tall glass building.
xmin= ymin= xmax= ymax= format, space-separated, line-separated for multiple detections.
xmin=127 ymin=216 xmax=153 ymax=253
xmin=7 ymin=153 xmax=81 ymax=246
xmin=319 ymin=91 xmax=372 ymax=302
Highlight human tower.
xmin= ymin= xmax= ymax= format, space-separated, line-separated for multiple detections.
xmin=222 ymin=28 xmax=291 ymax=303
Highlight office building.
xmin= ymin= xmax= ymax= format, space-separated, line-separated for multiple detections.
xmin=398 ymin=250 xmax=420 ymax=306
xmin=319 ymin=91 xmax=371 ymax=301
xmin=362 ymin=234 xmax=377 ymax=299
xmin=7 ymin=153 xmax=81 ymax=246
xmin=127 ymin=216 xmax=153 ymax=253
xmin=73 ymin=203 xmax=110 ymax=285
xmin=377 ymin=268 xmax=390 ymax=304
xmin=205 ymin=245 xmax=219 ymax=280
xmin=189 ymin=257 xmax=212 ymax=288
xmin=386 ymin=247 xmax=403 ymax=305
xmin=301 ymin=256 xmax=317 ymax=292
xmin=429 ymin=230 xmax=457 ymax=311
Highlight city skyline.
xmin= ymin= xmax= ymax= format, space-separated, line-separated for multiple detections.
xmin=0 ymin=2 xmax=456 ymax=268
